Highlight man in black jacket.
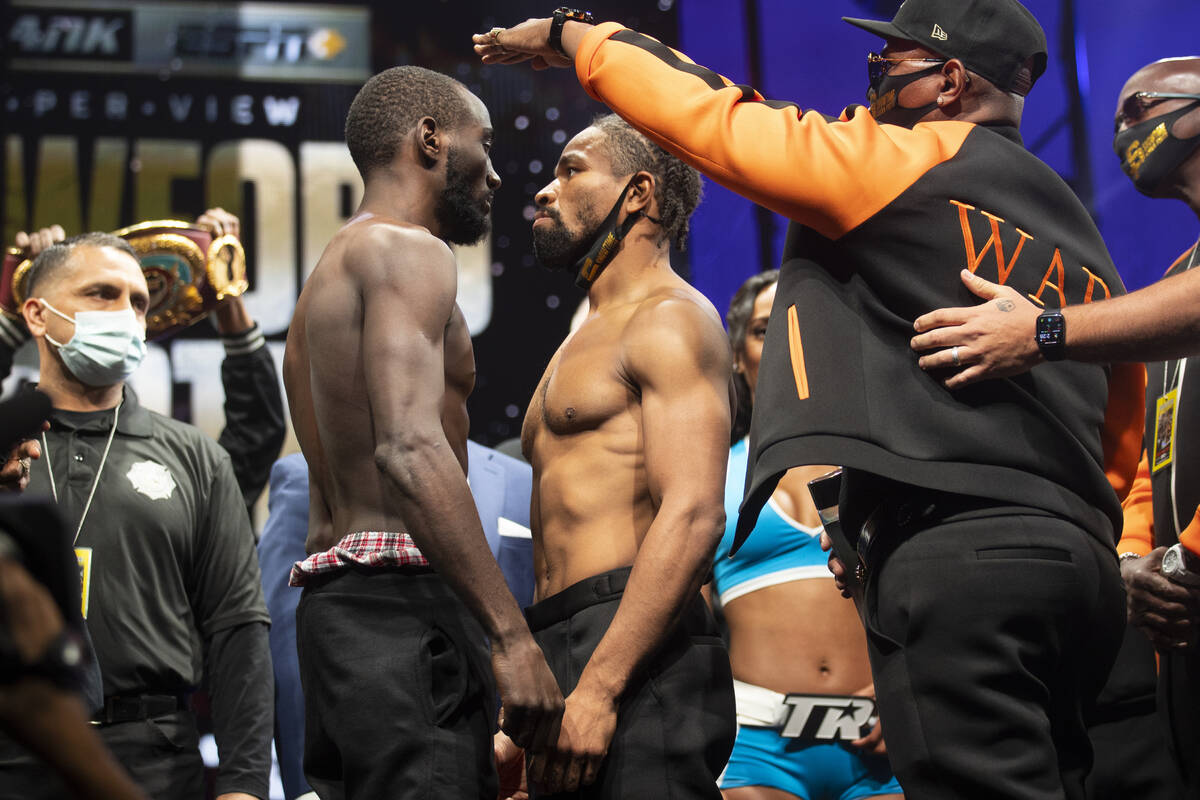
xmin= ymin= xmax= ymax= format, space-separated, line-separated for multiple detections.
xmin=477 ymin=1 xmax=1144 ymax=797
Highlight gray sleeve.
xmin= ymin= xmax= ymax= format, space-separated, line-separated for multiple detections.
xmin=205 ymin=621 xmax=273 ymax=799
xmin=189 ymin=450 xmax=270 ymax=635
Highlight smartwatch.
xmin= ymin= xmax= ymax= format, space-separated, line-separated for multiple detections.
xmin=550 ymin=7 xmax=594 ymax=58
xmin=1035 ymin=309 xmax=1066 ymax=361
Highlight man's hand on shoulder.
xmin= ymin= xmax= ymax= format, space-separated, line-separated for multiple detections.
xmin=527 ymin=681 xmax=618 ymax=794
xmin=911 ymin=269 xmax=1043 ymax=388
xmin=491 ymin=635 xmax=564 ymax=756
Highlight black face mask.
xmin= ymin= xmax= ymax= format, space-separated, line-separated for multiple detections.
xmin=548 ymin=176 xmax=660 ymax=290
xmin=1114 ymin=102 xmax=1200 ymax=196
xmin=868 ymin=64 xmax=943 ymax=128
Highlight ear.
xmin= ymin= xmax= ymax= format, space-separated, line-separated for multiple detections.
xmin=23 ymin=296 xmax=48 ymax=338
xmin=416 ymin=116 xmax=442 ymax=168
xmin=623 ymin=171 xmax=656 ymax=216
xmin=936 ymin=59 xmax=973 ymax=108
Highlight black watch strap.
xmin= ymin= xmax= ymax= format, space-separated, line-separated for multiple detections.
xmin=550 ymin=7 xmax=594 ymax=58
xmin=1035 ymin=310 xmax=1066 ymax=361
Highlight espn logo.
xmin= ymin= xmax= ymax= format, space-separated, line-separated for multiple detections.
xmin=8 ymin=10 xmax=132 ymax=60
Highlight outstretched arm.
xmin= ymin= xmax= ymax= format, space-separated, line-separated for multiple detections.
xmin=354 ymin=226 xmax=562 ymax=752
xmin=528 ymin=298 xmax=732 ymax=794
xmin=475 ymin=18 xmax=973 ymax=241
xmin=912 ymin=265 xmax=1200 ymax=387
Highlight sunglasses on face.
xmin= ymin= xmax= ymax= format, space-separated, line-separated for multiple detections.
xmin=867 ymin=52 xmax=947 ymax=87
xmin=1115 ymin=92 xmax=1200 ymax=133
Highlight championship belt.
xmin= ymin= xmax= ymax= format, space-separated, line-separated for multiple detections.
xmin=2 ymin=221 xmax=247 ymax=340
xmin=1 ymin=247 xmax=28 ymax=323
xmin=114 ymin=220 xmax=248 ymax=340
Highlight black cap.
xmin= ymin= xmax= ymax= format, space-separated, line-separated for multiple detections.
xmin=844 ymin=0 xmax=1048 ymax=95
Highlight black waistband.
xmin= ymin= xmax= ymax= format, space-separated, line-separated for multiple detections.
xmin=525 ymin=566 xmax=632 ymax=631
xmin=93 ymin=694 xmax=188 ymax=725
xmin=840 ymin=471 xmax=1057 ymax=545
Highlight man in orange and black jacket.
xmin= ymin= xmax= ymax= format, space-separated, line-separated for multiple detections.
xmin=478 ymin=1 xmax=1145 ymax=798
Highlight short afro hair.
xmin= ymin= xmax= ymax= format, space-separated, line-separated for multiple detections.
xmin=590 ymin=114 xmax=703 ymax=251
xmin=25 ymin=232 xmax=139 ymax=298
xmin=345 ymin=66 xmax=473 ymax=177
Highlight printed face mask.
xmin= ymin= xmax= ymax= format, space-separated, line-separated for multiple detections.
xmin=40 ymin=299 xmax=147 ymax=386
xmin=1114 ymin=101 xmax=1200 ymax=196
xmin=868 ymin=64 xmax=944 ymax=128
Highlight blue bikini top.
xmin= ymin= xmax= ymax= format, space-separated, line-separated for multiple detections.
xmin=713 ymin=439 xmax=829 ymax=606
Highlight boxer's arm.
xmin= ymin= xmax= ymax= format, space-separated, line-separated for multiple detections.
xmin=533 ymin=299 xmax=731 ymax=792
xmin=353 ymin=226 xmax=562 ymax=750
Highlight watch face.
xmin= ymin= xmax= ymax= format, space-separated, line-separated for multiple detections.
xmin=1164 ymin=546 xmax=1183 ymax=575
xmin=1036 ymin=313 xmax=1065 ymax=346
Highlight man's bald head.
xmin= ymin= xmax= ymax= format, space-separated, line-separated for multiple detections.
xmin=1116 ymin=57 xmax=1200 ymax=133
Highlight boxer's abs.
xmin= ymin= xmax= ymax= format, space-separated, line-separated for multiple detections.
xmin=530 ymin=432 xmax=656 ymax=600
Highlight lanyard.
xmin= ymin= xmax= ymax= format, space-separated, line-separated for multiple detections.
xmin=43 ymin=401 xmax=122 ymax=546
xmin=1163 ymin=241 xmax=1200 ymax=397
xmin=1161 ymin=240 xmax=1200 ymax=539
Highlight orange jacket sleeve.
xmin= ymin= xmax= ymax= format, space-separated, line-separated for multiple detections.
xmin=1118 ymin=450 xmax=1154 ymax=556
xmin=574 ymin=23 xmax=974 ymax=240
xmin=1104 ymin=362 xmax=1146 ymax=506
xmin=1179 ymin=508 xmax=1200 ymax=556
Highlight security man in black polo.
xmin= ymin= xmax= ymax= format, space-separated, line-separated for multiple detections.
xmin=475 ymin=0 xmax=1144 ymax=797
xmin=0 ymin=232 xmax=271 ymax=800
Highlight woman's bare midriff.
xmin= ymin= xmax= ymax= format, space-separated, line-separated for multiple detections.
xmin=722 ymin=578 xmax=872 ymax=695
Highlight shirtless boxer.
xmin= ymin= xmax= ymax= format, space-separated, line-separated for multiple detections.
xmin=282 ymin=66 xmax=561 ymax=800
xmin=507 ymin=114 xmax=736 ymax=799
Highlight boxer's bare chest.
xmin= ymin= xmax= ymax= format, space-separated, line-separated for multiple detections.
xmin=522 ymin=312 xmax=637 ymax=456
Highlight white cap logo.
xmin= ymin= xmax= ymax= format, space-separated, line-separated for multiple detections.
xmin=931 ymin=24 xmax=949 ymax=41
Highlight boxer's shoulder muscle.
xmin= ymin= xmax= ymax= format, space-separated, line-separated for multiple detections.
xmin=620 ymin=287 xmax=730 ymax=386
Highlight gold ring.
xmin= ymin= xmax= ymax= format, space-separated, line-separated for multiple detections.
xmin=489 ymin=27 xmax=504 ymax=43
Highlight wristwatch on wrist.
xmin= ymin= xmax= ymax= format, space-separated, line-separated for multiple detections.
xmin=1162 ymin=543 xmax=1200 ymax=587
xmin=549 ymin=7 xmax=594 ymax=57
xmin=1035 ymin=309 xmax=1066 ymax=361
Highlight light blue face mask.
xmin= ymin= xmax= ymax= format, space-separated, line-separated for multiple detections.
xmin=39 ymin=299 xmax=147 ymax=387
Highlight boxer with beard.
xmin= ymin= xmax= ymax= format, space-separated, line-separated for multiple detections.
xmin=283 ymin=66 xmax=562 ymax=800
xmin=496 ymin=113 xmax=736 ymax=799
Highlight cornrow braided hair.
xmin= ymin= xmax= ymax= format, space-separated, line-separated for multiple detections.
xmin=591 ymin=114 xmax=702 ymax=250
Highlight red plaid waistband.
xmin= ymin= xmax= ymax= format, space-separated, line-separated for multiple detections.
xmin=289 ymin=531 xmax=429 ymax=587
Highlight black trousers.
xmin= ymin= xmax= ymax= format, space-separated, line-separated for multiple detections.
xmin=1084 ymin=624 xmax=1183 ymax=800
xmin=0 ymin=709 xmax=204 ymax=800
xmin=1160 ymin=648 xmax=1200 ymax=799
xmin=295 ymin=567 xmax=497 ymax=800
xmin=525 ymin=566 xmax=736 ymax=800
xmin=860 ymin=511 xmax=1125 ymax=800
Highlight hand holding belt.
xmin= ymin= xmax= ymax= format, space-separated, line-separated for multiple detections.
xmin=4 ymin=221 xmax=248 ymax=341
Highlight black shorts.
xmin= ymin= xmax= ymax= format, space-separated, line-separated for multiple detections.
xmin=526 ymin=566 xmax=736 ymax=800
xmin=296 ymin=567 xmax=497 ymax=800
